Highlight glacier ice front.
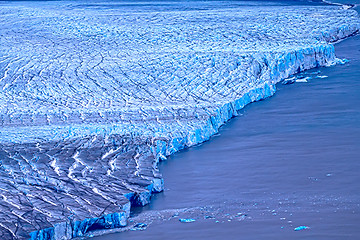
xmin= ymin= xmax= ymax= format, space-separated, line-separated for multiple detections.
xmin=0 ymin=1 xmax=359 ymax=239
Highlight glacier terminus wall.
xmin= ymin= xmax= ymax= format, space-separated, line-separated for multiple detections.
xmin=0 ymin=1 xmax=359 ymax=239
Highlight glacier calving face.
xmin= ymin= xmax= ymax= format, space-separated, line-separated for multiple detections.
xmin=0 ymin=1 xmax=359 ymax=239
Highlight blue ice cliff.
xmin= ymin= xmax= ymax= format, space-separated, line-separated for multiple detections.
xmin=0 ymin=1 xmax=359 ymax=239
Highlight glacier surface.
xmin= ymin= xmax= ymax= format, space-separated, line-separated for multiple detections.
xmin=0 ymin=1 xmax=359 ymax=239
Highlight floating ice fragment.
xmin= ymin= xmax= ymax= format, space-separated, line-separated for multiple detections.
xmin=237 ymin=212 xmax=246 ymax=215
xmin=294 ymin=226 xmax=309 ymax=231
xmin=296 ymin=77 xmax=311 ymax=83
xmin=309 ymin=71 xmax=321 ymax=75
xmin=326 ymin=173 xmax=333 ymax=177
xmin=134 ymin=223 xmax=147 ymax=228
xmin=308 ymin=176 xmax=318 ymax=181
xmin=336 ymin=58 xmax=349 ymax=64
xmin=131 ymin=223 xmax=147 ymax=231
xmin=236 ymin=213 xmax=247 ymax=220
xmin=282 ymin=77 xmax=296 ymax=85
xmin=179 ymin=218 xmax=196 ymax=223
xmin=316 ymin=75 xmax=328 ymax=79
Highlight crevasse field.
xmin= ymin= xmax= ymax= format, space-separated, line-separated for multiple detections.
xmin=0 ymin=1 xmax=359 ymax=239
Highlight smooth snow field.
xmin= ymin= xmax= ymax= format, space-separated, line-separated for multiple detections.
xmin=0 ymin=0 xmax=359 ymax=239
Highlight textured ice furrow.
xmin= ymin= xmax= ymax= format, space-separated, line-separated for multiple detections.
xmin=1 ymin=7 xmax=359 ymax=119
xmin=0 ymin=138 xmax=144 ymax=239
xmin=0 ymin=1 xmax=359 ymax=239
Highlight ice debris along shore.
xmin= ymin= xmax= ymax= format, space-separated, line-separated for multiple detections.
xmin=0 ymin=1 xmax=359 ymax=239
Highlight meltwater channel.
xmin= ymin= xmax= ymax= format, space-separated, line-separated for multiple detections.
xmin=94 ymin=17 xmax=360 ymax=240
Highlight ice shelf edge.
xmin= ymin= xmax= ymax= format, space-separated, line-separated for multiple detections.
xmin=28 ymin=24 xmax=360 ymax=239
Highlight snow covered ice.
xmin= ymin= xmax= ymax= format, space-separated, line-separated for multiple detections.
xmin=0 ymin=1 xmax=359 ymax=239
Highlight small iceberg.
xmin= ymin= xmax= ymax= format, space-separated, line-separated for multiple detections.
xmin=282 ymin=77 xmax=296 ymax=85
xmin=316 ymin=75 xmax=328 ymax=79
xmin=295 ymin=77 xmax=311 ymax=83
xmin=294 ymin=226 xmax=310 ymax=231
xmin=179 ymin=218 xmax=196 ymax=223
xmin=131 ymin=223 xmax=148 ymax=231
xmin=336 ymin=58 xmax=350 ymax=64
xmin=236 ymin=213 xmax=247 ymax=220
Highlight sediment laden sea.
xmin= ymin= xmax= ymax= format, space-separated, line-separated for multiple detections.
xmin=0 ymin=1 xmax=359 ymax=239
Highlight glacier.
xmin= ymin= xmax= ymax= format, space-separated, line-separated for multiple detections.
xmin=0 ymin=1 xmax=359 ymax=239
